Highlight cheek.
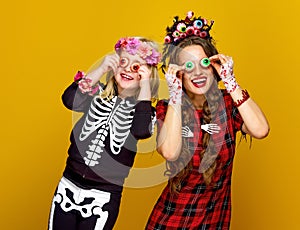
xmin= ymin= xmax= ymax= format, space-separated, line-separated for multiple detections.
xmin=131 ymin=72 xmax=140 ymax=81
xmin=115 ymin=67 xmax=122 ymax=75
xmin=207 ymin=66 xmax=215 ymax=76
xmin=201 ymin=67 xmax=215 ymax=79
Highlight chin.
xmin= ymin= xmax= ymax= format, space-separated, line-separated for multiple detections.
xmin=188 ymin=85 xmax=210 ymax=95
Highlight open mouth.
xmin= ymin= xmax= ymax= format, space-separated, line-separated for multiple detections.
xmin=120 ymin=73 xmax=134 ymax=81
xmin=191 ymin=76 xmax=207 ymax=88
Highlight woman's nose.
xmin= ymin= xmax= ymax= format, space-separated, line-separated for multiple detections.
xmin=193 ymin=63 xmax=202 ymax=75
xmin=124 ymin=63 xmax=132 ymax=72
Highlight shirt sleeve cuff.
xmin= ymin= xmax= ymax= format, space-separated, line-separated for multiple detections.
xmin=135 ymin=100 xmax=152 ymax=113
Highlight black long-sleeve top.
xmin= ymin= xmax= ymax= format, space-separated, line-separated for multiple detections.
xmin=61 ymin=82 xmax=155 ymax=193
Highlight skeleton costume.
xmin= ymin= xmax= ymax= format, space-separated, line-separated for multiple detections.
xmin=48 ymin=81 xmax=155 ymax=230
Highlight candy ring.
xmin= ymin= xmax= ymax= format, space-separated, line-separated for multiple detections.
xmin=130 ymin=63 xmax=141 ymax=72
xmin=119 ymin=57 xmax=129 ymax=68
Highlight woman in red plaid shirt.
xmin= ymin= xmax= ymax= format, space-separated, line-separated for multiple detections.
xmin=146 ymin=11 xmax=269 ymax=230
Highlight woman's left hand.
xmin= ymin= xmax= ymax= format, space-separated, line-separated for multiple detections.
xmin=209 ymin=54 xmax=230 ymax=72
xmin=210 ymin=54 xmax=269 ymax=139
xmin=209 ymin=54 xmax=239 ymax=93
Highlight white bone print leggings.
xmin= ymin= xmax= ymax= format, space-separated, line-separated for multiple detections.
xmin=48 ymin=177 xmax=121 ymax=230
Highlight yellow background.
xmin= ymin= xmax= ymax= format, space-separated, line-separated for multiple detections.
xmin=1 ymin=0 xmax=300 ymax=229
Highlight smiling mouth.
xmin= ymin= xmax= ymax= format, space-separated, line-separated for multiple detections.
xmin=191 ymin=76 xmax=207 ymax=88
xmin=120 ymin=73 xmax=134 ymax=80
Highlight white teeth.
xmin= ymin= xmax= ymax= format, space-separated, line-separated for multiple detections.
xmin=192 ymin=78 xmax=206 ymax=84
xmin=121 ymin=74 xmax=133 ymax=80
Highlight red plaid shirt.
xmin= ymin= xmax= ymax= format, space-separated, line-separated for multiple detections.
xmin=146 ymin=90 xmax=244 ymax=230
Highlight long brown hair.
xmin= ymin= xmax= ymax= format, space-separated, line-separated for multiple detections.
xmin=164 ymin=36 xmax=222 ymax=193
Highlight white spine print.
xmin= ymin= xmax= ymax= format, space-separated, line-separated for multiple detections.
xmin=109 ymin=99 xmax=135 ymax=155
xmin=79 ymin=96 xmax=116 ymax=141
xmin=79 ymin=96 xmax=135 ymax=166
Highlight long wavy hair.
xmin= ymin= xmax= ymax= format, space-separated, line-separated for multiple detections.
xmin=163 ymin=36 xmax=222 ymax=193
xmin=100 ymin=37 xmax=160 ymax=103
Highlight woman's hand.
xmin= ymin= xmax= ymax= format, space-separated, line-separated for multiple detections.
xmin=165 ymin=64 xmax=184 ymax=105
xmin=211 ymin=54 xmax=270 ymax=138
xmin=209 ymin=54 xmax=239 ymax=93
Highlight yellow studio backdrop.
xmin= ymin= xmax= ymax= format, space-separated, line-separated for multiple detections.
xmin=1 ymin=0 xmax=299 ymax=229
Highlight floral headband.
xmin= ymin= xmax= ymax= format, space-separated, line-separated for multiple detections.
xmin=114 ymin=37 xmax=161 ymax=66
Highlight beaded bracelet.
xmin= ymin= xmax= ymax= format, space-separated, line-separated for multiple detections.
xmin=74 ymin=71 xmax=100 ymax=96
xmin=233 ymin=89 xmax=250 ymax=107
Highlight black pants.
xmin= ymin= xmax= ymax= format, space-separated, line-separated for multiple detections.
xmin=48 ymin=177 xmax=121 ymax=230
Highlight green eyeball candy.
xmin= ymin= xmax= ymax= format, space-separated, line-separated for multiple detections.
xmin=200 ymin=58 xmax=210 ymax=68
xmin=185 ymin=61 xmax=195 ymax=71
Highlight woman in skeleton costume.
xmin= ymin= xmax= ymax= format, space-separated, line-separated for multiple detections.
xmin=48 ymin=37 xmax=160 ymax=230
xmin=146 ymin=12 xmax=269 ymax=229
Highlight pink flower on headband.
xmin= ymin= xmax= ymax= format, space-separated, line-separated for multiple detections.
xmin=114 ymin=38 xmax=128 ymax=50
xmin=145 ymin=49 xmax=161 ymax=66
xmin=126 ymin=38 xmax=140 ymax=55
xmin=115 ymin=37 xmax=161 ymax=66
xmin=115 ymin=37 xmax=140 ymax=55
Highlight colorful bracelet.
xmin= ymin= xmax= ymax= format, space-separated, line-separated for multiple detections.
xmin=74 ymin=71 xmax=100 ymax=96
xmin=233 ymin=89 xmax=250 ymax=107
xmin=74 ymin=70 xmax=85 ymax=82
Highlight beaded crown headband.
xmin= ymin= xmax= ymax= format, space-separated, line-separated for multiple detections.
xmin=164 ymin=11 xmax=214 ymax=45
xmin=161 ymin=11 xmax=215 ymax=73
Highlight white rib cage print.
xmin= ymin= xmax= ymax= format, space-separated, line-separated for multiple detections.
xmin=79 ymin=96 xmax=135 ymax=167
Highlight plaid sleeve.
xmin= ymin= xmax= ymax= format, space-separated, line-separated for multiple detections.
xmin=232 ymin=105 xmax=244 ymax=132
xmin=223 ymin=90 xmax=244 ymax=132
xmin=156 ymin=99 xmax=168 ymax=133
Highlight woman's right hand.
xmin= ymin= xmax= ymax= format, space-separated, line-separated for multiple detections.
xmin=165 ymin=64 xmax=184 ymax=105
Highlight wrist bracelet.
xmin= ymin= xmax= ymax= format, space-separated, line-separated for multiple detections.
xmin=74 ymin=71 xmax=85 ymax=82
xmin=74 ymin=71 xmax=100 ymax=96
xmin=233 ymin=89 xmax=250 ymax=107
